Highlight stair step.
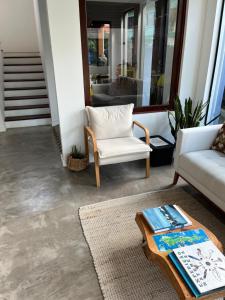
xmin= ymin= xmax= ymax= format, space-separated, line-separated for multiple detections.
xmin=4 ymin=63 xmax=42 ymax=66
xmin=4 ymin=73 xmax=45 ymax=81
xmin=4 ymin=52 xmax=40 ymax=57
xmin=4 ymin=79 xmax=44 ymax=82
xmin=4 ymin=71 xmax=44 ymax=74
xmin=4 ymin=81 xmax=46 ymax=89
xmin=4 ymin=80 xmax=45 ymax=89
xmin=5 ymin=98 xmax=49 ymax=107
xmin=5 ymin=95 xmax=48 ymax=101
xmin=5 ymin=107 xmax=50 ymax=117
xmin=4 ymin=57 xmax=42 ymax=65
xmin=5 ymin=114 xmax=51 ymax=122
xmin=5 ymin=104 xmax=49 ymax=110
xmin=4 ymin=56 xmax=41 ymax=59
xmin=4 ymin=65 xmax=43 ymax=72
xmin=5 ymin=118 xmax=51 ymax=128
xmin=5 ymin=88 xmax=47 ymax=97
xmin=5 ymin=87 xmax=46 ymax=91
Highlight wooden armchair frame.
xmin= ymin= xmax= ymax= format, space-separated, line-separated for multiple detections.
xmin=84 ymin=121 xmax=150 ymax=188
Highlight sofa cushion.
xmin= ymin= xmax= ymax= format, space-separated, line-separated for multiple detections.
xmin=211 ymin=123 xmax=225 ymax=154
xmin=99 ymin=151 xmax=150 ymax=166
xmin=86 ymin=104 xmax=134 ymax=140
xmin=179 ymin=150 xmax=225 ymax=201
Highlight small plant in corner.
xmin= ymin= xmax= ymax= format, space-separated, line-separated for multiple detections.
xmin=71 ymin=145 xmax=85 ymax=159
xmin=67 ymin=145 xmax=88 ymax=172
xmin=168 ymin=96 xmax=209 ymax=142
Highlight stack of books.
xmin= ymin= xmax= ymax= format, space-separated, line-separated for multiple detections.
xmin=169 ymin=241 xmax=225 ymax=297
xmin=143 ymin=204 xmax=192 ymax=233
xmin=142 ymin=204 xmax=225 ymax=297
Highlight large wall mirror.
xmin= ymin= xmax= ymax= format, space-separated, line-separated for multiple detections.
xmin=80 ymin=0 xmax=187 ymax=113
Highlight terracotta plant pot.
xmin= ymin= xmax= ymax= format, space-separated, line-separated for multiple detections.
xmin=67 ymin=155 xmax=88 ymax=172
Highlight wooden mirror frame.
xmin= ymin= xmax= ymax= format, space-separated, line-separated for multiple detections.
xmin=79 ymin=0 xmax=187 ymax=114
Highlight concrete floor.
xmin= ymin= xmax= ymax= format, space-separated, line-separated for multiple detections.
xmin=0 ymin=126 xmax=184 ymax=300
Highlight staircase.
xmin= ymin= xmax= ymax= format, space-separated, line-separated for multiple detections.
xmin=3 ymin=52 xmax=51 ymax=128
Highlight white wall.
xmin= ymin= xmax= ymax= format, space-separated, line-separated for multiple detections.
xmin=0 ymin=0 xmax=39 ymax=52
xmin=33 ymin=0 xmax=59 ymax=127
xmin=179 ymin=0 xmax=220 ymax=105
xmin=45 ymin=0 xmax=221 ymax=165
xmin=46 ymin=0 xmax=85 ymax=165
xmin=133 ymin=112 xmax=172 ymax=141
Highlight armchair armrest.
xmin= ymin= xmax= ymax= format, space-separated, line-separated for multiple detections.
xmin=174 ymin=125 xmax=222 ymax=169
xmin=84 ymin=126 xmax=98 ymax=153
xmin=133 ymin=120 xmax=150 ymax=145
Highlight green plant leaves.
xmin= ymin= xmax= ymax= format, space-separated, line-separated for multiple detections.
xmin=168 ymin=97 xmax=209 ymax=141
xmin=71 ymin=145 xmax=85 ymax=159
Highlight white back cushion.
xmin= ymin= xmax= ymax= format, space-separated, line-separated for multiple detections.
xmin=86 ymin=104 xmax=134 ymax=140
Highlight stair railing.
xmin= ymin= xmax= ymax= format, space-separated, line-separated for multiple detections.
xmin=0 ymin=43 xmax=5 ymax=131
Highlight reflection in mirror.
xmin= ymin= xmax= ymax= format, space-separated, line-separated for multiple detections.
xmin=86 ymin=0 xmax=178 ymax=108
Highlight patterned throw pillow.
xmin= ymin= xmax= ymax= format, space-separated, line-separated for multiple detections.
xmin=211 ymin=123 xmax=225 ymax=154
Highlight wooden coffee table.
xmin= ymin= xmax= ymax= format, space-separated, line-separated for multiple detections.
xmin=135 ymin=207 xmax=225 ymax=300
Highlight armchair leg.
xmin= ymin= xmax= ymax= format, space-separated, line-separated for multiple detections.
xmin=173 ymin=172 xmax=179 ymax=185
xmin=84 ymin=127 xmax=89 ymax=164
xmin=146 ymin=158 xmax=150 ymax=178
xmin=94 ymin=152 xmax=100 ymax=188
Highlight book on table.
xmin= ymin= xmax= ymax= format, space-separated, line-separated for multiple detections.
xmin=142 ymin=204 xmax=192 ymax=233
xmin=169 ymin=240 xmax=225 ymax=298
xmin=153 ymin=228 xmax=209 ymax=252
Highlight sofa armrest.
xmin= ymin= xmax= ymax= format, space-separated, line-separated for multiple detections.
xmin=174 ymin=125 xmax=222 ymax=169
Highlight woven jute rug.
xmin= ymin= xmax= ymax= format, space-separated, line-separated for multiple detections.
xmin=79 ymin=187 xmax=225 ymax=300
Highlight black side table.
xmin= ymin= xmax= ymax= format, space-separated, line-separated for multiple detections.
xmin=140 ymin=135 xmax=175 ymax=167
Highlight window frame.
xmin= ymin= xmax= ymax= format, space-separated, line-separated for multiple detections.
xmin=79 ymin=0 xmax=187 ymax=113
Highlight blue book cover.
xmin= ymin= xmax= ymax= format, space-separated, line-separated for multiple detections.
xmin=143 ymin=207 xmax=170 ymax=231
xmin=143 ymin=205 xmax=187 ymax=232
xmin=164 ymin=205 xmax=187 ymax=226
xmin=153 ymin=229 xmax=209 ymax=252
xmin=169 ymin=252 xmax=201 ymax=298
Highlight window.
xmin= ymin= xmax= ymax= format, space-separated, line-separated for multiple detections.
xmin=79 ymin=0 xmax=187 ymax=113
xmin=206 ymin=2 xmax=225 ymax=124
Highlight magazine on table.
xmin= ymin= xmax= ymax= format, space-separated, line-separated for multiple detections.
xmin=153 ymin=228 xmax=209 ymax=252
xmin=143 ymin=204 xmax=192 ymax=233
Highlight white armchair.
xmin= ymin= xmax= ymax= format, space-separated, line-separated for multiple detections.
xmin=84 ymin=104 xmax=151 ymax=187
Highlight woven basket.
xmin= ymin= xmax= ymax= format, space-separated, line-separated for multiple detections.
xmin=67 ymin=156 xmax=88 ymax=172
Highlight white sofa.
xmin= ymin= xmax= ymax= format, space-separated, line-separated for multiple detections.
xmin=174 ymin=124 xmax=225 ymax=212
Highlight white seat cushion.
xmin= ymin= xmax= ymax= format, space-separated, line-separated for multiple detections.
xmin=179 ymin=150 xmax=225 ymax=201
xmin=86 ymin=104 xmax=134 ymax=140
xmin=96 ymin=137 xmax=151 ymax=165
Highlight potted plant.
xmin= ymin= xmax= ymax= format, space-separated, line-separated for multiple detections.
xmin=168 ymin=96 xmax=209 ymax=142
xmin=67 ymin=145 xmax=88 ymax=172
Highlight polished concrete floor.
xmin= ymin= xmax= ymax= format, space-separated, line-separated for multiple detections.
xmin=0 ymin=126 xmax=186 ymax=300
